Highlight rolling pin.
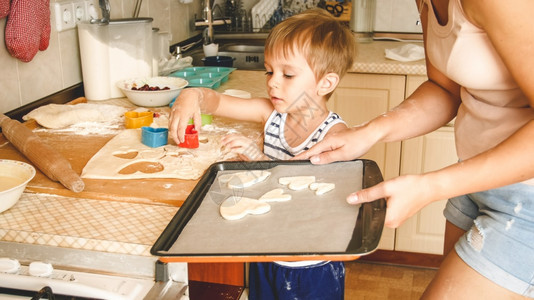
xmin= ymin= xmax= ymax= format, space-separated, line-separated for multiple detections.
xmin=0 ymin=113 xmax=85 ymax=193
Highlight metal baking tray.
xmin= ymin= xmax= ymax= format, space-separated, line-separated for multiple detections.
xmin=151 ymin=159 xmax=385 ymax=262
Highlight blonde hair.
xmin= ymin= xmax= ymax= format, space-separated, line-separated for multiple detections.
xmin=265 ymin=8 xmax=356 ymax=81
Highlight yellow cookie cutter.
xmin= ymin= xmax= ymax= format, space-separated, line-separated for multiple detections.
xmin=124 ymin=111 xmax=154 ymax=129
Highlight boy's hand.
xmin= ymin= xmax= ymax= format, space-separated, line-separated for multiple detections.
xmin=169 ymin=88 xmax=203 ymax=144
xmin=221 ymin=133 xmax=268 ymax=161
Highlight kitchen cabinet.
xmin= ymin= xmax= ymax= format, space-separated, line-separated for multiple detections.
xmin=328 ymin=73 xmax=406 ymax=250
xmin=395 ymin=75 xmax=457 ymax=255
xmin=395 ymin=126 xmax=456 ymax=254
xmin=329 ymin=73 xmax=456 ymax=255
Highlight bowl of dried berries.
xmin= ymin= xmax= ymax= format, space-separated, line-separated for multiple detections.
xmin=117 ymin=76 xmax=188 ymax=107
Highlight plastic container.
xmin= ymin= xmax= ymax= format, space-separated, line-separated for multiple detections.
xmin=124 ymin=111 xmax=153 ymax=129
xmin=178 ymin=124 xmax=199 ymax=148
xmin=169 ymin=66 xmax=235 ymax=89
xmin=141 ymin=127 xmax=168 ymax=148
xmin=201 ymin=114 xmax=213 ymax=125
xmin=78 ymin=18 xmax=154 ymax=100
xmin=350 ymin=0 xmax=376 ymax=42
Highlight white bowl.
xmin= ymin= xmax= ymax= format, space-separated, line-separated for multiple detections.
xmin=0 ymin=160 xmax=35 ymax=213
xmin=117 ymin=76 xmax=188 ymax=107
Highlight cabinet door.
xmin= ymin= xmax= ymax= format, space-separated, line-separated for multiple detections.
xmin=329 ymin=73 xmax=406 ymax=250
xmin=395 ymin=126 xmax=457 ymax=254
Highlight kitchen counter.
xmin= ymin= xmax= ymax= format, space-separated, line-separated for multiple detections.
xmin=0 ymin=78 xmax=265 ymax=261
xmin=351 ymin=41 xmax=426 ymax=75
xmin=0 ymin=41 xmax=425 ymax=271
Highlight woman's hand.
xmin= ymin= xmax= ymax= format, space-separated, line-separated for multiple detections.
xmin=349 ymin=174 xmax=436 ymax=228
xmin=221 ymin=133 xmax=268 ymax=161
xmin=168 ymin=88 xmax=204 ymax=145
xmin=294 ymin=125 xmax=379 ymax=164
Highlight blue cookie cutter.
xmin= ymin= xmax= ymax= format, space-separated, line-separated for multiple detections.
xmin=141 ymin=127 xmax=168 ymax=148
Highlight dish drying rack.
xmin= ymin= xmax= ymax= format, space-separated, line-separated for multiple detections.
xmin=251 ymin=0 xmax=278 ymax=32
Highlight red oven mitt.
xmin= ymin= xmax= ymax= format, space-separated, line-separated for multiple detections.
xmin=5 ymin=0 xmax=51 ymax=62
xmin=0 ymin=0 xmax=9 ymax=19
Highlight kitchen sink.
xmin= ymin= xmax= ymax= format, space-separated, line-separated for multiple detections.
xmin=188 ymin=43 xmax=266 ymax=70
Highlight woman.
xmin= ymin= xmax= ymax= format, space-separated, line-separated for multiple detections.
xmin=297 ymin=0 xmax=534 ymax=298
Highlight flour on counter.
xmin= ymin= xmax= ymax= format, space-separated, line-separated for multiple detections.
xmin=33 ymin=121 xmax=123 ymax=135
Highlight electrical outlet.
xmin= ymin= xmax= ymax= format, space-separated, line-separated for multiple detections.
xmin=85 ymin=0 xmax=99 ymax=21
xmin=72 ymin=1 xmax=85 ymax=22
xmin=54 ymin=1 xmax=75 ymax=32
xmin=54 ymin=0 xmax=94 ymax=31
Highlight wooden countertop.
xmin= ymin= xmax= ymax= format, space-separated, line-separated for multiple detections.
xmin=0 ymin=71 xmax=265 ymax=257
xmin=0 ymin=86 xmax=264 ymax=207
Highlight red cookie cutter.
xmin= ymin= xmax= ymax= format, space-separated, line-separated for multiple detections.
xmin=179 ymin=124 xmax=199 ymax=148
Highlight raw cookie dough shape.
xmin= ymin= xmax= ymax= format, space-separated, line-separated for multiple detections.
xmin=309 ymin=182 xmax=335 ymax=195
xmin=259 ymin=188 xmax=292 ymax=202
xmin=278 ymin=176 xmax=316 ymax=191
xmin=221 ymin=170 xmax=271 ymax=189
xmin=220 ymin=196 xmax=271 ymax=220
xmin=118 ymin=161 xmax=164 ymax=175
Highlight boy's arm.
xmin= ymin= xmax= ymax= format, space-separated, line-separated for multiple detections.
xmin=221 ymin=133 xmax=270 ymax=161
xmin=169 ymin=87 xmax=273 ymax=144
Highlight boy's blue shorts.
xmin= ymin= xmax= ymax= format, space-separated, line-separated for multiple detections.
xmin=248 ymin=261 xmax=345 ymax=300
xmin=444 ymin=182 xmax=534 ymax=297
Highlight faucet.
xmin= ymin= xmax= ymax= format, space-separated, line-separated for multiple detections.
xmin=99 ymin=0 xmax=110 ymax=23
xmin=90 ymin=0 xmax=110 ymax=24
xmin=203 ymin=0 xmax=213 ymax=44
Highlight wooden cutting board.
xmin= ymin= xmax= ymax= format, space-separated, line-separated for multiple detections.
xmin=0 ymin=99 xmax=262 ymax=207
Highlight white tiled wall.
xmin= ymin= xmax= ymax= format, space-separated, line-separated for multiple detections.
xmin=374 ymin=0 xmax=421 ymax=33
xmin=0 ymin=0 xmax=201 ymax=114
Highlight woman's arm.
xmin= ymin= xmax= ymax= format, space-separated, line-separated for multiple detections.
xmin=297 ymin=67 xmax=461 ymax=163
xmin=348 ymin=0 xmax=534 ymax=228
xmin=299 ymin=0 xmax=534 ymax=229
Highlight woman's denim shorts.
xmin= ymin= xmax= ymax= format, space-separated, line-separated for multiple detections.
xmin=444 ymin=183 xmax=534 ymax=297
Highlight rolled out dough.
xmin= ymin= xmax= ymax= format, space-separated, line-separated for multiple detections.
xmin=23 ymin=103 xmax=128 ymax=129
xmin=82 ymin=129 xmax=232 ymax=180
